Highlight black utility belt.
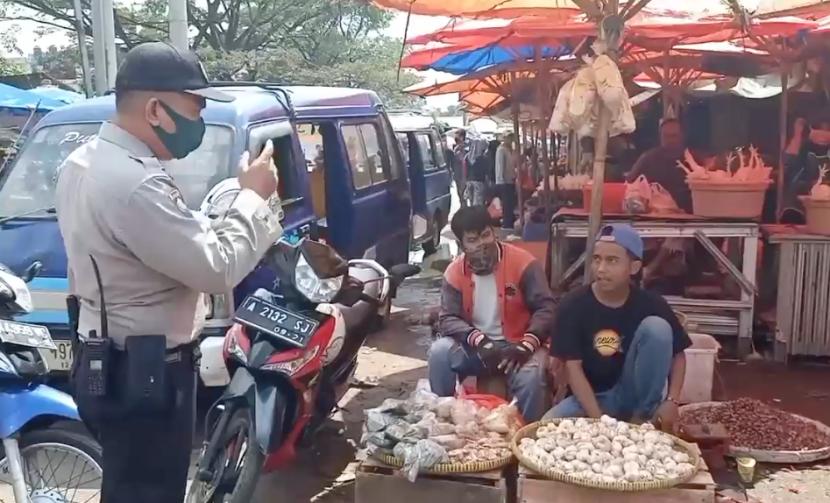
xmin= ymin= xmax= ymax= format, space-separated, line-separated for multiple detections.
xmin=74 ymin=335 xmax=198 ymax=413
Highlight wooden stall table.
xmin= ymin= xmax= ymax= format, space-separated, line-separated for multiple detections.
xmin=548 ymin=209 xmax=760 ymax=357
xmin=762 ymin=224 xmax=830 ymax=361
xmin=355 ymin=457 xmax=514 ymax=503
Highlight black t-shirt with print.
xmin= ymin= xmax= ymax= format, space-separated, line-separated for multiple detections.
xmin=551 ymin=285 xmax=691 ymax=393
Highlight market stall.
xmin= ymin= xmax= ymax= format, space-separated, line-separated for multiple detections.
xmin=549 ymin=210 xmax=760 ymax=356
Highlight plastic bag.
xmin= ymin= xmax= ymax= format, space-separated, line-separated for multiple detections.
xmin=399 ymin=439 xmax=448 ymax=482
xmin=482 ymin=402 xmax=522 ymax=435
xmin=365 ymin=409 xmax=395 ymax=433
xmin=623 ymin=175 xmax=651 ymax=214
xmin=609 ymin=94 xmax=636 ymax=137
xmin=450 ymin=399 xmax=479 ymax=426
xmin=568 ymin=66 xmax=598 ymax=127
xmin=435 ymin=397 xmax=455 ymax=420
xmin=377 ymin=398 xmax=409 ymax=416
xmin=385 ymin=421 xmax=428 ymax=443
xmin=650 ymin=183 xmax=681 ymax=214
xmin=593 ymin=55 xmax=626 ymax=109
xmin=361 ymin=427 xmax=396 ymax=448
xmin=549 ymin=79 xmax=575 ymax=134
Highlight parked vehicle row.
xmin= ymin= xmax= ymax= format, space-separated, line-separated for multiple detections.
xmin=0 ymin=84 xmax=452 ymax=389
xmin=0 ymin=262 xmax=102 ymax=502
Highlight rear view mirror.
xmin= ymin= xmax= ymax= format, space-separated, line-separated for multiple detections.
xmin=299 ymin=240 xmax=349 ymax=279
xmin=22 ymin=261 xmax=42 ymax=283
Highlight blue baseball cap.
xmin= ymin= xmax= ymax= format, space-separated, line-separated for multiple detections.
xmin=597 ymin=224 xmax=643 ymax=260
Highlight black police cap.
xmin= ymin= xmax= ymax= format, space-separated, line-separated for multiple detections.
xmin=115 ymin=42 xmax=234 ymax=103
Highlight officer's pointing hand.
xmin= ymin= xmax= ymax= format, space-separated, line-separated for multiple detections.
xmin=238 ymin=139 xmax=279 ymax=200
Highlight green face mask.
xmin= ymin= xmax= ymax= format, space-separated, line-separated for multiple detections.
xmin=153 ymin=100 xmax=206 ymax=160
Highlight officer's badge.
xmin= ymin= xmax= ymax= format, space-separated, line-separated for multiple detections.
xmin=168 ymin=188 xmax=190 ymax=214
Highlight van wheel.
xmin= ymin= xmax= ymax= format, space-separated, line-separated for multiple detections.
xmin=422 ymin=215 xmax=442 ymax=256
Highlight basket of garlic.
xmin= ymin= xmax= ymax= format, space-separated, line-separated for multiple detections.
xmin=512 ymin=416 xmax=700 ymax=491
xmin=678 ymin=146 xmax=772 ymax=219
xmin=799 ymin=165 xmax=830 ymax=235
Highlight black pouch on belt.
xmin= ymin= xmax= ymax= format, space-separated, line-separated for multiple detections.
xmin=123 ymin=335 xmax=168 ymax=412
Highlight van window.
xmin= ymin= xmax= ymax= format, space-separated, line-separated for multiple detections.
xmin=0 ymin=123 xmax=233 ymax=217
xmin=381 ymin=120 xmax=404 ymax=180
xmin=342 ymin=125 xmax=373 ymax=189
xmin=249 ymin=122 xmax=303 ymax=203
xmin=414 ymin=133 xmax=437 ymax=171
xmin=432 ymin=134 xmax=447 ymax=167
xmin=396 ymin=133 xmax=409 ymax=166
xmin=360 ymin=124 xmax=386 ymax=183
xmin=297 ymin=122 xmax=328 ymax=218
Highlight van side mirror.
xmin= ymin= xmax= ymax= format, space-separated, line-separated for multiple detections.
xmin=22 ymin=261 xmax=42 ymax=283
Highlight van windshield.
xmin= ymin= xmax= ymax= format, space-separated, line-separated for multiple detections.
xmin=0 ymin=123 xmax=234 ymax=217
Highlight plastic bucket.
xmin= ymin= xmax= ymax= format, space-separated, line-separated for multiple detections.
xmin=582 ymin=183 xmax=626 ymax=213
xmin=679 ymin=333 xmax=720 ymax=404
xmin=687 ymin=180 xmax=769 ymax=219
xmin=800 ymin=196 xmax=830 ymax=236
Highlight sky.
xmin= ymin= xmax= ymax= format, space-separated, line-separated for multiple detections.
xmin=0 ymin=9 xmax=460 ymax=110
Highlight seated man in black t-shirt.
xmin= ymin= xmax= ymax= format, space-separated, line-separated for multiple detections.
xmin=544 ymin=224 xmax=691 ymax=432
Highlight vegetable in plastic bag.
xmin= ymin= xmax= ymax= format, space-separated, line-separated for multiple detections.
xmin=482 ymin=402 xmax=521 ymax=435
xmin=377 ymin=398 xmax=409 ymax=416
xmin=450 ymin=399 xmax=479 ymax=426
xmin=400 ymin=439 xmax=448 ymax=482
xmin=650 ymin=183 xmax=681 ymax=214
xmin=623 ymin=175 xmax=651 ymax=214
xmin=365 ymin=409 xmax=395 ymax=433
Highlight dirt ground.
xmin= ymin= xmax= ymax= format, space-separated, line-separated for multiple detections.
xmin=247 ymin=273 xmax=830 ymax=503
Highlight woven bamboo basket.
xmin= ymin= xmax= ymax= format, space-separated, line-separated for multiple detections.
xmin=375 ymin=451 xmax=513 ymax=475
xmin=680 ymin=402 xmax=830 ymax=463
xmin=511 ymin=420 xmax=701 ymax=492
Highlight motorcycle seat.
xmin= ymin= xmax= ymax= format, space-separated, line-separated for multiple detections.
xmin=335 ymin=265 xmax=382 ymax=332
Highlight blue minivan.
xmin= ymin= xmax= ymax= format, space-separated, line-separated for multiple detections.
xmin=0 ymin=84 xmax=412 ymax=381
xmin=388 ymin=112 xmax=452 ymax=255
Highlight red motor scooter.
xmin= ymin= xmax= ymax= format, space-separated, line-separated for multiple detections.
xmin=187 ymin=238 xmax=419 ymax=503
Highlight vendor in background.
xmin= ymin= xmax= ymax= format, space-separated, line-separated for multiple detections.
xmin=781 ymin=114 xmax=830 ymax=222
xmin=496 ymin=133 xmax=518 ymax=229
xmin=544 ymin=225 xmax=691 ymax=432
xmin=626 ymin=118 xmax=693 ymax=214
xmin=429 ymin=206 xmax=556 ymax=421
xmin=452 ymin=129 xmax=470 ymax=206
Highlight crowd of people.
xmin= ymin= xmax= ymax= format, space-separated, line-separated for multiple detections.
xmin=449 ymin=127 xmax=526 ymax=230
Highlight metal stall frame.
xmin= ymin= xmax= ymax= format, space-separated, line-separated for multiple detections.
xmin=550 ymin=218 xmax=760 ymax=357
xmin=768 ymin=232 xmax=830 ymax=361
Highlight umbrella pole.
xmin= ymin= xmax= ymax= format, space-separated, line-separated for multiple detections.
xmin=777 ymin=66 xmax=789 ymax=222
xmin=584 ymin=105 xmax=612 ymax=283
xmin=511 ymin=72 xmax=524 ymax=228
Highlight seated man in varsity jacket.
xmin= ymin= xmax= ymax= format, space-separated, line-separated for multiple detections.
xmin=429 ymin=206 xmax=556 ymax=421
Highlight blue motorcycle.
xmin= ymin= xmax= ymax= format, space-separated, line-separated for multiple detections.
xmin=0 ymin=262 xmax=102 ymax=503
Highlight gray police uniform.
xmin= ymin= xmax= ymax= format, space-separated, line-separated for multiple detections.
xmin=55 ymin=122 xmax=282 ymax=502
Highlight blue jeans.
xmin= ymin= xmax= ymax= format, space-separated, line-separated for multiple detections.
xmin=428 ymin=336 xmax=547 ymax=422
xmin=543 ymin=316 xmax=674 ymax=421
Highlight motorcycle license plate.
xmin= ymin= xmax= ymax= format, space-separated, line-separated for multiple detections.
xmin=233 ymin=296 xmax=319 ymax=348
xmin=0 ymin=320 xmax=55 ymax=350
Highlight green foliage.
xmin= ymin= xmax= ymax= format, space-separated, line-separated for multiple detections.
xmin=0 ymin=0 xmax=421 ymax=106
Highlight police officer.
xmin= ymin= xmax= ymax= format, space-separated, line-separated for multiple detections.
xmin=55 ymin=42 xmax=283 ymax=503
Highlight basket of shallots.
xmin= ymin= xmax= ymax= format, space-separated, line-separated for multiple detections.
xmin=678 ymin=146 xmax=772 ymax=219
xmin=799 ymin=165 xmax=830 ymax=235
